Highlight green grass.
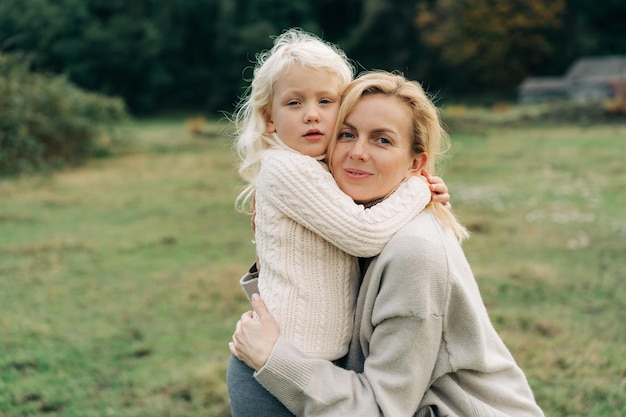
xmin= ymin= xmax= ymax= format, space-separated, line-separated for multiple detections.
xmin=444 ymin=123 xmax=626 ymax=416
xmin=1 ymin=116 xmax=624 ymax=416
xmin=0 ymin=120 xmax=253 ymax=416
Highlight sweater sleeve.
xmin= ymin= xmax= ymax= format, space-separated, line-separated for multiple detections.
xmin=257 ymin=149 xmax=431 ymax=257
xmin=255 ymin=232 xmax=446 ymax=416
xmin=255 ymin=318 xmax=441 ymax=417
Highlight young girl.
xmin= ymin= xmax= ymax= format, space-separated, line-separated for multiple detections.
xmin=228 ymin=29 xmax=447 ymax=414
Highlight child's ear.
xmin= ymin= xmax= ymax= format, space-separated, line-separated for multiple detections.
xmin=263 ymin=111 xmax=276 ymax=134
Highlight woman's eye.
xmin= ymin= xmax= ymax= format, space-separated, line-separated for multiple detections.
xmin=376 ymin=137 xmax=391 ymax=145
xmin=338 ymin=131 xmax=355 ymax=140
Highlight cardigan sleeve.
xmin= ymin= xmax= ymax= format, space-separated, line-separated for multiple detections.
xmin=254 ymin=232 xmax=446 ymax=416
xmin=239 ymin=265 xmax=259 ymax=302
xmin=257 ymin=149 xmax=431 ymax=257
xmin=255 ymin=317 xmax=442 ymax=417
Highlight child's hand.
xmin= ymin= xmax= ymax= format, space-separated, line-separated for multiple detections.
xmin=422 ymin=170 xmax=451 ymax=209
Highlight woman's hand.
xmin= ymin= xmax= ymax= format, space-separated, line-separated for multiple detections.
xmin=229 ymin=294 xmax=280 ymax=371
xmin=422 ymin=170 xmax=451 ymax=209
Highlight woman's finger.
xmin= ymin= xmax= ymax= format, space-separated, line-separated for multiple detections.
xmin=229 ymin=341 xmax=239 ymax=358
xmin=240 ymin=311 xmax=254 ymax=322
xmin=250 ymin=294 xmax=270 ymax=320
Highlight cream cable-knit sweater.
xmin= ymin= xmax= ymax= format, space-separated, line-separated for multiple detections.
xmin=254 ymin=147 xmax=431 ymax=360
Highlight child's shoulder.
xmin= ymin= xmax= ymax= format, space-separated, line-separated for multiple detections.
xmin=262 ymin=146 xmax=314 ymax=159
xmin=261 ymin=147 xmax=326 ymax=172
xmin=258 ymin=148 xmax=332 ymax=190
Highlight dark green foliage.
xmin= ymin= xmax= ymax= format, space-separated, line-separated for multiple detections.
xmin=0 ymin=54 xmax=128 ymax=175
xmin=0 ymin=0 xmax=624 ymax=113
xmin=0 ymin=0 xmax=168 ymax=113
xmin=541 ymin=0 xmax=626 ymax=75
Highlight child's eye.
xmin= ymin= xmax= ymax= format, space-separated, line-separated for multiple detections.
xmin=287 ymin=100 xmax=300 ymax=106
xmin=320 ymin=98 xmax=331 ymax=104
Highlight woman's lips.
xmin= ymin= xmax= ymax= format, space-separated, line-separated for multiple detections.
xmin=343 ymin=167 xmax=372 ymax=179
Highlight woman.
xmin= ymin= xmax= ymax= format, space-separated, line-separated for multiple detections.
xmin=230 ymin=71 xmax=545 ymax=416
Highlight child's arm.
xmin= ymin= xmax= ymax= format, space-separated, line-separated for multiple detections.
xmin=257 ymin=149 xmax=430 ymax=257
xmin=423 ymin=170 xmax=451 ymax=209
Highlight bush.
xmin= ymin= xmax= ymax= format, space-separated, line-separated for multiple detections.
xmin=0 ymin=54 xmax=129 ymax=176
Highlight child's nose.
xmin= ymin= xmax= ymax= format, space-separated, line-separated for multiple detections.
xmin=304 ymin=105 xmax=321 ymax=123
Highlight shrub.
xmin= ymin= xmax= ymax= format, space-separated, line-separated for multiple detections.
xmin=0 ymin=54 xmax=129 ymax=176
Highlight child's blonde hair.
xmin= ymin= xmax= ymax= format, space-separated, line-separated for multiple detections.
xmin=328 ymin=71 xmax=469 ymax=241
xmin=234 ymin=28 xmax=354 ymax=213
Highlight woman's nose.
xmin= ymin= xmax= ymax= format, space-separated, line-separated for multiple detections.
xmin=349 ymin=138 xmax=369 ymax=161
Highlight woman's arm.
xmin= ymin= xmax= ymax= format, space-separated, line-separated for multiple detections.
xmin=257 ymin=149 xmax=431 ymax=257
xmin=230 ymin=227 xmax=449 ymax=416
xmin=230 ymin=292 xmax=442 ymax=417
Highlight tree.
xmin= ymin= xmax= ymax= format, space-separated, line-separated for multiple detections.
xmin=320 ymin=0 xmax=428 ymax=79
xmin=0 ymin=53 xmax=128 ymax=175
xmin=0 ymin=0 xmax=169 ymax=113
xmin=208 ymin=0 xmax=321 ymax=112
xmin=417 ymin=0 xmax=565 ymax=91
xmin=2 ymin=0 xmax=621 ymax=112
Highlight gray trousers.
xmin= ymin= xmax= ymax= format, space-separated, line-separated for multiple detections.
xmin=227 ymin=355 xmax=437 ymax=417
xmin=227 ymin=355 xmax=294 ymax=417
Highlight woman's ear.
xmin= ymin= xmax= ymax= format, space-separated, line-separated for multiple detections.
xmin=409 ymin=153 xmax=428 ymax=176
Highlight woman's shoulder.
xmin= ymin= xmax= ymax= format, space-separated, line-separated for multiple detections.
xmin=375 ymin=212 xmax=449 ymax=273
xmin=389 ymin=211 xmax=448 ymax=249
xmin=370 ymin=212 xmax=451 ymax=319
xmin=378 ymin=211 xmax=457 ymax=285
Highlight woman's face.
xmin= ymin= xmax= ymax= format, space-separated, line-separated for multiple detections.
xmin=330 ymin=94 xmax=426 ymax=203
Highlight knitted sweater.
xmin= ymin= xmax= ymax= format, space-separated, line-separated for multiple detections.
xmin=254 ymin=147 xmax=430 ymax=360
xmin=254 ymin=211 xmax=545 ymax=416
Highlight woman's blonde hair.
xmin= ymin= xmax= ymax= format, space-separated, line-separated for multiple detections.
xmin=233 ymin=28 xmax=354 ymax=213
xmin=329 ymin=71 xmax=469 ymax=241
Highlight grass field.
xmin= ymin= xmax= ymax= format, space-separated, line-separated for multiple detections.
xmin=0 ymin=115 xmax=624 ymax=416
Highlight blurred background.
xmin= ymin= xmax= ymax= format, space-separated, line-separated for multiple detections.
xmin=1 ymin=0 xmax=624 ymax=115
xmin=1 ymin=1 xmax=625 ymax=416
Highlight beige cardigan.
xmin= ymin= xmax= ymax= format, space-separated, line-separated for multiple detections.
xmin=254 ymin=211 xmax=545 ymax=416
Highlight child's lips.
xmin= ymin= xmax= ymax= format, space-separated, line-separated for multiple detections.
xmin=304 ymin=130 xmax=323 ymax=141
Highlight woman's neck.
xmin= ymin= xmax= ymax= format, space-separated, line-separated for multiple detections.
xmin=358 ymin=196 xmax=386 ymax=208
xmin=356 ymin=178 xmax=408 ymax=208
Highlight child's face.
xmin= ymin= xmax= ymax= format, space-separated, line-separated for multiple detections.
xmin=265 ymin=65 xmax=341 ymax=157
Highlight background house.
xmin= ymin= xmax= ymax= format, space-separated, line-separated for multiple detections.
xmin=518 ymin=56 xmax=626 ymax=103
